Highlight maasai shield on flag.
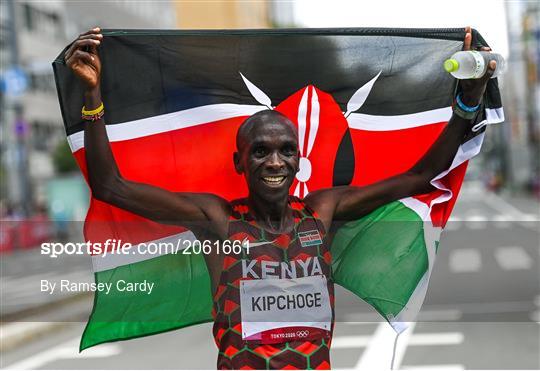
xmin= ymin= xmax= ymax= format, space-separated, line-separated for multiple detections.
xmin=52 ymin=28 xmax=504 ymax=350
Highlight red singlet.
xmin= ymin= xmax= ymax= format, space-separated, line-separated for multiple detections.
xmin=212 ymin=196 xmax=335 ymax=369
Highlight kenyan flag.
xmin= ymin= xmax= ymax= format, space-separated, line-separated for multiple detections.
xmin=52 ymin=28 xmax=504 ymax=350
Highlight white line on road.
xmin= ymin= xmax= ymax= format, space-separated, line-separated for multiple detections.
xmin=332 ymin=332 xmax=465 ymax=350
xmin=464 ymin=214 xmax=488 ymax=230
xmin=416 ymin=309 xmax=463 ymax=322
xmin=333 ymin=331 xmax=464 ymax=349
xmin=355 ymin=322 xmax=416 ymax=370
xmin=2 ymin=337 xmax=121 ymax=370
xmin=449 ymin=248 xmax=482 ymax=273
xmin=408 ymin=332 xmax=464 ymax=346
xmin=423 ymin=300 xmax=535 ymax=315
xmin=342 ymin=309 xmax=462 ymax=323
xmin=331 ymin=335 xmax=371 ymax=349
xmin=485 ymin=193 xmax=539 ymax=231
xmin=445 ymin=216 xmax=462 ymax=231
xmin=494 ymin=246 xmax=533 ymax=270
xmin=492 ymin=214 xmax=512 ymax=229
xmin=402 ymin=365 xmax=464 ymax=370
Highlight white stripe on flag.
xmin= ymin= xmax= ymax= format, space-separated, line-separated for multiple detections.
xmin=347 ymin=107 xmax=504 ymax=132
xmin=486 ymin=107 xmax=505 ymax=124
xmin=393 ymin=132 xmax=485 ymax=333
xmin=297 ymin=87 xmax=309 ymax=156
xmin=347 ymin=107 xmax=452 ymax=131
xmin=91 ymin=230 xmax=197 ymax=272
xmin=67 ymin=103 xmax=266 ymax=152
xmin=68 ymin=105 xmax=491 ymax=153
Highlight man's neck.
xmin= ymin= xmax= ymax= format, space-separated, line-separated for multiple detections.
xmin=247 ymin=193 xmax=293 ymax=234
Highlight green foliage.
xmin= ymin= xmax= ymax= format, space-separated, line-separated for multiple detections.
xmin=53 ymin=141 xmax=78 ymax=173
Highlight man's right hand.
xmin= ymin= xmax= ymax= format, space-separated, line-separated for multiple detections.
xmin=65 ymin=27 xmax=103 ymax=90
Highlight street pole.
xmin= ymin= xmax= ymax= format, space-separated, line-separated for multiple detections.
xmin=2 ymin=0 xmax=32 ymax=215
xmin=523 ymin=5 xmax=540 ymax=195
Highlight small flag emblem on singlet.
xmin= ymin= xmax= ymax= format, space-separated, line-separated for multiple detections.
xmin=298 ymin=230 xmax=323 ymax=247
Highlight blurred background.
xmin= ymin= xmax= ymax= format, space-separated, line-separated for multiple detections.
xmin=0 ymin=0 xmax=538 ymax=370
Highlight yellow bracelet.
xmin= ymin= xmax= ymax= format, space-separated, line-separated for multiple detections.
xmin=82 ymin=102 xmax=104 ymax=116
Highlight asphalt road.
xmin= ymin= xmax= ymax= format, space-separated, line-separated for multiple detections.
xmin=1 ymin=185 xmax=539 ymax=370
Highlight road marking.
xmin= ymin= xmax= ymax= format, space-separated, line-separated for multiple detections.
xmin=3 ymin=337 xmax=121 ymax=369
xmin=408 ymin=332 xmax=464 ymax=346
xmin=423 ymin=300 xmax=534 ymax=315
xmin=342 ymin=309 xmax=462 ymax=322
xmin=331 ymin=335 xmax=371 ymax=348
xmin=494 ymin=246 xmax=533 ymax=270
xmin=416 ymin=309 xmax=463 ymax=321
xmin=355 ymin=322 xmax=416 ymax=370
xmin=445 ymin=216 xmax=462 ymax=231
xmin=485 ymin=193 xmax=539 ymax=231
xmin=333 ymin=331 xmax=463 ymax=349
xmin=449 ymin=248 xmax=482 ymax=272
xmin=464 ymin=214 xmax=487 ymax=229
xmin=493 ymin=214 xmax=512 ymax=228
xmin=402 ymin=365 xmax=464 ymax=370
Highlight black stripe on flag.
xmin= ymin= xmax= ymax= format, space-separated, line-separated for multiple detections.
xmin=53 ymin=28 xmax=502 ymax=136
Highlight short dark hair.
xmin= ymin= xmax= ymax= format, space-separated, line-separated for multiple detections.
xmin=236 ymin=110 xmax=297 ymax=151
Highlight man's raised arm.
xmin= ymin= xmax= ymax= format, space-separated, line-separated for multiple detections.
xmin=306 ymin=26 xmax=496 ymax=227
xmin=65 ymin=28 xmax=229 ymax=232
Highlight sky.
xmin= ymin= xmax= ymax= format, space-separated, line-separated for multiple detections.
xmin=293 ymin=0 xmax=509 ymax=58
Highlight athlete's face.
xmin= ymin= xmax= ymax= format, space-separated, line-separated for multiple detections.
xmin=234 ymin=119 xmax=299 ymax=203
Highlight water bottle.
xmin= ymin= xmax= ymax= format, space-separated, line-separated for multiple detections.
xmin=444 ymin=51 xmax=505 ymax=79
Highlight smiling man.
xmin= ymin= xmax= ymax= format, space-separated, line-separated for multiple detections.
xmin=66 ymin=27 xmax=495 ymax=369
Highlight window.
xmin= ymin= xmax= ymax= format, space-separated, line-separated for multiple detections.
xmin=20 ymin=3 xmax=62 ymax=38
xmin=28 ymin=71 xmax=55 ymax=93
xmin=23 ymin=3 xmax=33 ymax=31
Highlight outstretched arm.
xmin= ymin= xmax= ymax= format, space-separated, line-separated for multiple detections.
xmin=306 ymin=27 xmax=496 ymax=228
xmin=65 ymin=28 xmax=230 ymax=234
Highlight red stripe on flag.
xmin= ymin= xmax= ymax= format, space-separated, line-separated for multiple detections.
xmin=74 ymin=116 xmax=249 ymax=249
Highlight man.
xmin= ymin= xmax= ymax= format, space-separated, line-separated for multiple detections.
xmin=66 ymin=26 xmax=495 ymax=369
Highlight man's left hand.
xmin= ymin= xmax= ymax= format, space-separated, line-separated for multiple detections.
xmin=459 ymin=26 xmax=497 ymax=107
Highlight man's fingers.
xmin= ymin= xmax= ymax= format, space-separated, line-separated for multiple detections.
xmin=67 ymin=50 xmax=95 ymax=68
xmin=79 ymin=27 xmax=101 ymax=37
xmin=65 ymin=38 xmax=100 ymax=62
xmin=73 ymin=39 xmax=101 ymax=50
xmin=78 ymin=34 xmax=103 ymax=41
xmin=462 ymin=26 xmax=472 ymax=50
xmin=479 ymin=60 xmax=497 ymax=85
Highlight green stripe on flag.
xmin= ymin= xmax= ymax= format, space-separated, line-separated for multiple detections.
xmin=332 ymin=201 xmax=428 ymax=320
xmin=80 ymin=251 xmax=213 ymax=351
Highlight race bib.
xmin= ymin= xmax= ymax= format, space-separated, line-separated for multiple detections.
xmin=240 ymin=275 xmax=332 ymax=344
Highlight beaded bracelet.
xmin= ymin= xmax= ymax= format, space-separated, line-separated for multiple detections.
xmin=455 ymin=93 xmax=480 ymax=112
xmin=81 ymin=102 xmax=104 ymax=122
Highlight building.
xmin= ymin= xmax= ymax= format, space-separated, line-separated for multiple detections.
xmin=1 ymin=0 xmax=294 ymax=214
xmin=0 ymin=1 xmax=177 ymax=214
xmin=1 ymin=0 xmax=66 ymax=213
xmin=501 ymin=1 xmax=539 ymax=194
xmin=174 ymin=0 xmax=295 ymax=29
xmin=174 ymin=1 xmax=269 ymax=29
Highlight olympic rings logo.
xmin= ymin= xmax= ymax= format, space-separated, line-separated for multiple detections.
xmin=296 ymin=330 xmax=309 ymax=337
